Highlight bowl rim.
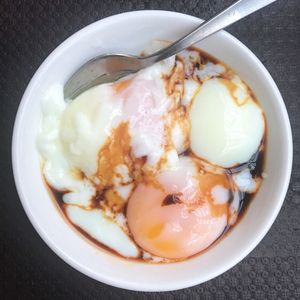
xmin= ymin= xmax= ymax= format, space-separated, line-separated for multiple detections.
xmin=12 ymin=10 xmax=293 ymax=292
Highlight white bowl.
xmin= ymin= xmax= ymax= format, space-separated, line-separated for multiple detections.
xmin=12 ymin=11 xmax=293 ymax=292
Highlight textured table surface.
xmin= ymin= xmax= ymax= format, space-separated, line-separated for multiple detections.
xmin=1 ymin=0 xmax=299 ymax=299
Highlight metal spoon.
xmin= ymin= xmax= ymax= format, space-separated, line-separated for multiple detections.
xmin=64 ymin=0 xmax=276 ymax=100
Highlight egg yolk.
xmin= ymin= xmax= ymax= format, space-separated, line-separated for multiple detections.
xmin=127 ymin=163 xmax=231 ymax=259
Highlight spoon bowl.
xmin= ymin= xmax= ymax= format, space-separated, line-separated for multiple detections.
xmin=64 ymin=54 xmax=145 ymax=100
xmin=64 ymin=0 xmax=276 ymax=99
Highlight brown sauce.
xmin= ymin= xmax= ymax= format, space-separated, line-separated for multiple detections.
xmin=46 ymin=183 xmax=136 ymax=260
xmin=161 ymin=193 xmax=183 ymax=206
xmin=44 ymin=46 xmax=267 ymax=264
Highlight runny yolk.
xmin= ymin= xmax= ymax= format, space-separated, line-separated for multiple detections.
xmin=147 ymin=223 xmax=164 ymax=239
xmin=113 ymin=79 xmax=132 ymax=94
xmin=126 ymin=164 xmax=231 ymax=259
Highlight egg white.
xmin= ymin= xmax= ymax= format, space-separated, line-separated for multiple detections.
xmin=65 ymin=205 xmax=139 ymax=258
xmin=60 ymin=84 xmax=122 ymax=176
xmin=233 ymin=168 xmax=261 ymax=193
xmin=189 ymin=77 xmax=265 ymax=168
xmin=37 ymin=85 xmax=96 ymax=206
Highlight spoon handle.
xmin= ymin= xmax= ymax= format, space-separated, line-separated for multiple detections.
xmin=147 ymin=0 xmax=277 ymax=63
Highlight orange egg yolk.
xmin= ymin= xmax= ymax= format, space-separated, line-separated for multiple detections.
xmin=127 ymin=163 xmax=231 ymax=259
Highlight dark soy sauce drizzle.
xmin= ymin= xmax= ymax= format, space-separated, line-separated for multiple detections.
xmin=47 ymin=143 xmax=266 ymax=262
xmin=45 ymin=48 xmax=267 ymax=262
xmin=162 ymin=193 xmax=183 ymax=206
xmin=46 ymin=184 xmax=129 ymax=259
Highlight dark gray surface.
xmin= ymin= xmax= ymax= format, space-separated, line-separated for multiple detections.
xmin=0 ymin=0 xmax=299 ymax=299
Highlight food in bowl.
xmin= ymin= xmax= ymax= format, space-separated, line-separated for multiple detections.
xmin=37 ymin=41 xmax=266 ymax=262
